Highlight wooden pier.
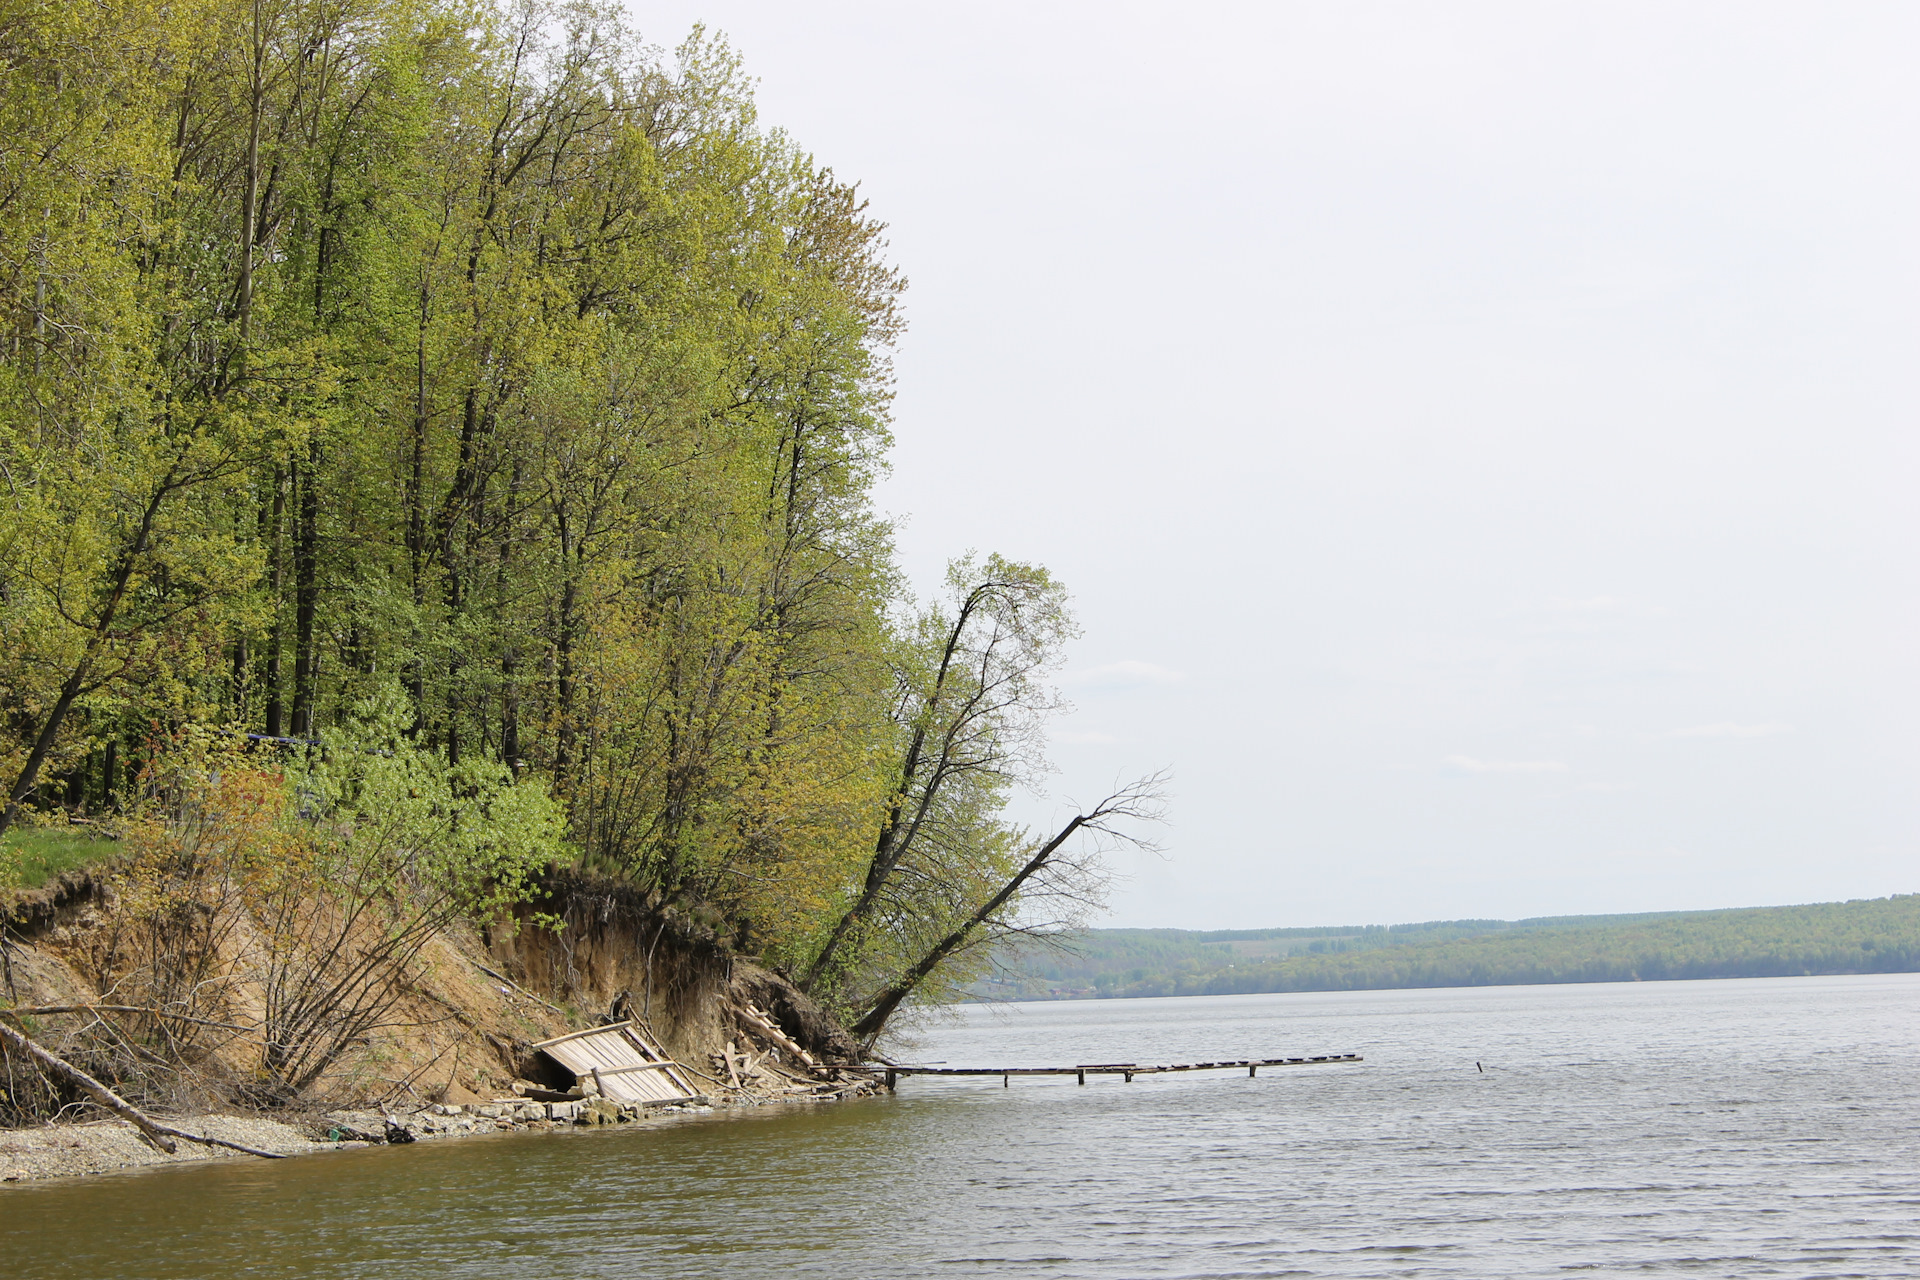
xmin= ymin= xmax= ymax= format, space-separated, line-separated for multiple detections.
xmin=879 ymin=1054 xmax=1362 ymax=1089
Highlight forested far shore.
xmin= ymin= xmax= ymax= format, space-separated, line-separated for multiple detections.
xmin=982 ymin=895 xmax=1920 ymax=1000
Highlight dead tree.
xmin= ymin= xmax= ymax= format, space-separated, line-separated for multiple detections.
xmin=0 ymin=1017 xmax=284 ymax=1158
xmin=849 ymin=773 xmax=1166 ymax=1043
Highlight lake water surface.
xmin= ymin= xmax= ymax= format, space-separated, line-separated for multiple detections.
xmin=5 ymin=973 xmax=1918 ymax=1278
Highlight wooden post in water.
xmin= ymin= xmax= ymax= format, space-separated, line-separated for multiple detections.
xmin=868 ymin=1053 xmax=1359 ymax=1092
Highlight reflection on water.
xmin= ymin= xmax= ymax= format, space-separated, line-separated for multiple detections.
xmin=5 ymin=973 xmax=1918 ymax=1278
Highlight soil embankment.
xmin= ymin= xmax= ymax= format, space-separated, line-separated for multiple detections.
xmin=1 ymin=867 xmax=876 ymax=1183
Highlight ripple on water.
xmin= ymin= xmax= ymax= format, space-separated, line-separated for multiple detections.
xmin=3 ymin=973 xmax=1919 ymax=1278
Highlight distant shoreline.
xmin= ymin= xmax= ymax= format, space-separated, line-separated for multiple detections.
xmin=973 ymin=965 xmax=1920 ymax=1004
xmin=980 ymin=895 xmax=1920 ymax=1002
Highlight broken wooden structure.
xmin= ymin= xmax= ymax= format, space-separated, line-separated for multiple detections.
xmin=879 ymin=1053 xmax=1363 ymax=1089
xmin=532 ymin=1022 xmax=701 ymax=1104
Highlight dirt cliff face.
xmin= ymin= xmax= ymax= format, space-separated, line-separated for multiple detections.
xmin=4 ymin=867 xmax=862 ymax=1121
xmin=489 ymin=870 xmax=860 ymax=1082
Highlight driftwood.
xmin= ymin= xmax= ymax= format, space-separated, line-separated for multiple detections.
xmin=148 ymin=1125 xmax=289 ymax=1160
xmin=673 ymin=1060 xmax=731 ymax=1091
xmin=763 ymin=1058 xmax=823 ymax=1088
xmin=0 ymin=1017 xmax=178 ymax=1152
xmin=736 ymin=1004 xmax=819 ymax=1072
xmin=471 ymin=962 xmax=568 ymax=1016
xmin=0 ymin=1019 xmax=286 ymax=1159
xmin=722 ymin=1039 xmax=744 ymax=1090
xmin=3 ymin=1005 xmax=254 ymax=1033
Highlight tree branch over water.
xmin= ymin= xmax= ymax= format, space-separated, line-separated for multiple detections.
xmin=850 ymin=772 xmax=1168 ymax=1042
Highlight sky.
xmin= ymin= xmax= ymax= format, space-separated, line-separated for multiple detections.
xmin=634 ymin=0 xmax=1920 ymax=929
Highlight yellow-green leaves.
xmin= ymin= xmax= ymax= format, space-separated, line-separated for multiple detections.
xmin=0 ymin=2 xmax=1077 ymax=1034
xmin=289 ymin=685 xmax=566 ymax=919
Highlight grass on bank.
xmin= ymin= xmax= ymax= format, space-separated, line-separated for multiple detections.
xmin=1 ymin=827 xmax=121 ymax=891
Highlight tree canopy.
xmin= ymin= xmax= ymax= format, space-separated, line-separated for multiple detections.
xmin=0 ymin=0 xmax=1117 ymax=1037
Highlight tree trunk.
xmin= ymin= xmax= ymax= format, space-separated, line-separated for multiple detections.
xmin=0 ymin=1017 xmax=176 ymax=1153
xmin=498 ymin=468 xmax=521 ymax=765
xmin=0 ymin=480 xmax=171 ymax=838
xmin=554 ymin=573 xmax=576 ymax=787
xmin=290 ymin=445 xmax=319 ymax=739
xmin=849 ymin=816 xmax=1086 ymax=1042
xmin=230 ymin=0 xmax=263 ymax=379
xmin=406 ymin=289 xmax=428 ymax=716
xmin=445 ymin=564 xmax=462 ymax=766
xmin=0 ymin=1018 xmax=288 ymax=1158
xmin=263 ymin=465 xmax=286 ymax=737
xmin=801 ymin=583 xmax=998 ymax=992
xmin=229 ymin=632 xmax=249 ymax=723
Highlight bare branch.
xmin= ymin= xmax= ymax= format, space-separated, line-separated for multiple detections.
xmin=849 ymin=770 xmax=1168 ymax=1042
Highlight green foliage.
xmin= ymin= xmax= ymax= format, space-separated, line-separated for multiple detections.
xmin=0 ymin=0 xmax=1082 ymax=1036
xmin=800 ymin=554 xmax=1083 ymax=1020
xmin=290 ymin=686 xmax=567 ymax=923
xmin=94 ymin=709 xmax=566 ymax=1102
xmin=988 ymin=897 xmax=1920 ymax=999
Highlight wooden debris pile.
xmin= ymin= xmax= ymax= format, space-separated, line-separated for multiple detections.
xmin=716 ymin=1001 xmax=875 ymax=1101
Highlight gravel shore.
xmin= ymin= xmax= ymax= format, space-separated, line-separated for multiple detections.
xmin=0 ymin=1113 xmax=330 ymax=1182
xmin=0 ymin=1092 xmax=765 ymax=1184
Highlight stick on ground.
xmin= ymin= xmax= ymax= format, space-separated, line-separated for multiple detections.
xmin=0 ymin=1019 xmax=286 ymax=1158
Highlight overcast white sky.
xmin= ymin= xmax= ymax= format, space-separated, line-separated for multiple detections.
xmin=637 ymin=0 xmax=1920 ymax=929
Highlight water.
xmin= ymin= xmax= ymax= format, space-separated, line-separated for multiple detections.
xmin=4 ymin=973 xmax=1918 ymax=1278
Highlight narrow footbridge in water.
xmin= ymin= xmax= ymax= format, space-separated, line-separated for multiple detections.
xmin=877 ymin=1054 xmax=1363 ymax=1089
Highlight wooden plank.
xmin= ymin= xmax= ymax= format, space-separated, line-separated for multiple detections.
xmin=533 ymin=1022 xmax=638 ymax=1050
xmin=622 ymin=1023 xmax=702 ymax=1097
xmin=534 ymin=1022 xmax=697 ymax=1103
xmin=738 ymin=1004 xmax=818 ymax=1070
xmin=887 ymin=1054 xmax=1361 ymax=1078
xmin=594 ymin=1062 xmax=683 ymax=1076
xmin=587 ymin=1043 xmax=629 ymax=1069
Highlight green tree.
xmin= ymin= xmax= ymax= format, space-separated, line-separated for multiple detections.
xmin=802 ymin=554 xmax=1076 ymax=1007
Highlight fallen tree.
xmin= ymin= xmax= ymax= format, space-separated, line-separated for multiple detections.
xmin=849 ymin=774 xmax=1165 ymax=1042
xmin=0 ymin=1016 xmax=284 ymax=1158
